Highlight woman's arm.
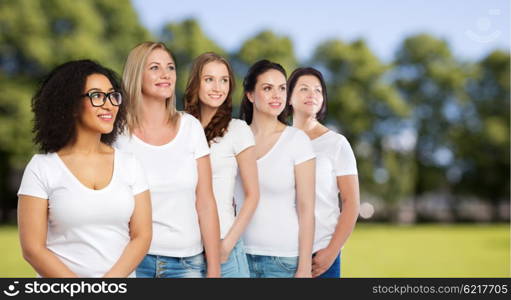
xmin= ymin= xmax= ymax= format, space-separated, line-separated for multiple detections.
xmin=221 ymin=146 xmax=259 ymax=262
xmin=311 ymin=175 xmax=359 ymax=277
xmin=103 ymin=190 xmax=152 ymax=277
xmin=294 ymin=158 xmax=316 ymax=278
xmin=18 ymin=195 xmax=77 ymax=277
xmin=196 ymin=155 xmax=221 ymax=277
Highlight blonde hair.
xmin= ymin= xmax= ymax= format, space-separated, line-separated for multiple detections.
xmin=122 ymin=42 xmax=178 ymax=133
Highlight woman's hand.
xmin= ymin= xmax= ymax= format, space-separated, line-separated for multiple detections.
xmin=220 ymin=240 xmax=234 ymax=264
xmin=294 ymin=269 xmax=312 ymax=278
xmin=311 ymin=247 xmax=338 ymax=278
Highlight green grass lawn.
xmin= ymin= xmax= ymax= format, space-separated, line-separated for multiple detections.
xmin=0 ymin=225 xmax=34 ymax=277
xmin=1 ymin=224 xmax=509 ymax=277
xmin=342 ymin=223 xmax=510 ymax=277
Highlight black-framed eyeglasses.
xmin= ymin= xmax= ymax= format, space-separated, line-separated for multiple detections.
xmin=82 ymin=91 xmax=123 ymax=107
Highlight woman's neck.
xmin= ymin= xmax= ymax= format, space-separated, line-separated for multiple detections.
xmin=292 ymin=112 xmax=319 ymax=134
xmin=60 ymin=127 xmax=104 ymax=155
xmin=250 ymin=110 xmax=284 ymax=135
xmin=140 ymin=96 xmax=170 ymax=129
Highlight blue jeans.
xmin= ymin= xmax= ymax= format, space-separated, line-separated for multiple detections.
xmin=317 ymin=252 xmax=341 ymax=278
xmin=221 ymin=240 xmax=250 ymax=278
xmin=136 ymin=252 xmax=206 ymax=278
xmin=246 ymin=254 xmax=298 ymax=278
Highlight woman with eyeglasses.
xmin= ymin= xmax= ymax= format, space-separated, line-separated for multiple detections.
xmin=17 ymin=60 xmax=152 ymax=277
xmin=287 ymin=67 xmax=359 ymax=278
xmin=236 ymin=60 xmax=316 ymax=278
xmin=115 ymin=42 xmax=221 ymax=278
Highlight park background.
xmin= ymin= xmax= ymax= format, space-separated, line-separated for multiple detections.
xmin=0 ymin=0 xmax=509 ymax=277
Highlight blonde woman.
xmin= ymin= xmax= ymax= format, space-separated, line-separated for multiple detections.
xmin=115 ymin=42 xmax=221 ymax=278
xmin=184 ymin=52 xmax=259 ymax=277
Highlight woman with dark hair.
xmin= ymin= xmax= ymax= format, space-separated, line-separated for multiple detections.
xmin=236 ymin=60 xmax=316 ymax=278
xmin=184 ymin=52 xmax=259 ymax=278
xmin=17 ymin=60 xmax=152 ymax=277
xmin=116 ymin=42 xmax=221 ymax=278
xmin=287 ymin=67 xmax=359 ymax=278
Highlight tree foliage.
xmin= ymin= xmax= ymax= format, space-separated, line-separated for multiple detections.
xmin=0 ymin=4 xmax=508 ymax=222
xmin=313 ymin=39 xmax=413 ymax=212
xmin=160 ymin=18 xmax=225 ymax=108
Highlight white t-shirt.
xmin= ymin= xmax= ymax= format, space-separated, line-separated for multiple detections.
xmin=115 ymin=112 xmax=210 ymax=257
xmin=210 ymin=119 xmax=255 ymax=238
xmin=311 ymin=131 xmax=357 ymax=252
xmin=17 ymin=149 xmax=148 ymax=278
xmin=235 ymin=126 xmax=315 ymax=257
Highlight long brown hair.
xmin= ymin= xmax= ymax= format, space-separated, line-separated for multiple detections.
xmin=184 ymin=52 xmax=234 ymax=144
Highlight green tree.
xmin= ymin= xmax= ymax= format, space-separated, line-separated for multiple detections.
xmin=449 ymin=50 xmax=510 ymax=219
xmin=160 ymin=18 xmax=225 ymax=108
xmin=313 ymin=38 xmax=412 ymax=220
xmin=236 ymin=30 xmax=297 ymax=75
xmin=0 ymin=0 xmax=151 ymax=76
xmin=394 ymin=34 xmax=470 ymax=211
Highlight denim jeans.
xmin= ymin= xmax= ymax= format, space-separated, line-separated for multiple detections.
xmin=136 ymin=252 xmax=206 ymax=278
xmin=221 ymin=240 xmax=250 ymax=278
xmin=317 ymin=252 xmax=341 ymax=278
xmin=246 ymin=254 xmax=298 ymax=278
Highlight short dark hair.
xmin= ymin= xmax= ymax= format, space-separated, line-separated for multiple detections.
xmin=239 ymin=59 xmax=288 ymax=125
xmin=286 ymin=67 xmax=328 ymax=121
xmin=32 ymin=59 xmax=126 ymax=153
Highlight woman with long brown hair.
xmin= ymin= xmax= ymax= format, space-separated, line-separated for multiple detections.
xmin=184 ymin=52 xmax=259 ymax=277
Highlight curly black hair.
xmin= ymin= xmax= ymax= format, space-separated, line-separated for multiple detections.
xmin=32 ymin=59 xmax=126 ymax=153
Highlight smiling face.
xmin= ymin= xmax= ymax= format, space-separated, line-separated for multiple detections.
xmin=290 ymin=75 xmax=324 ymax=118
xmin=141 ymin=48 xmax=176 ymax=101
xmin=78 ymin=73 xmax=119 ymax=135
xmin=248 ymin=69 xmax=287 ymax=118
xmin=198 ymin=61 xmax=230 ymax=110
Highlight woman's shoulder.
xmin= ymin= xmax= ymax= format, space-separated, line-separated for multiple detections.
xmin=221 ymin=119 xmax=255 ymax=151
xmin=286 ymin=126 xmax=311 ymax=142
xmin=330 ymin=131 xmax=352 ymax=148
xmin=112 ymin=130 xmax=133 ymax=147
xmin=22 ymin=153 xmax=60 ymax=179
xmin=317 ymin=131 xmax=355 ymax=159
xmin=316 ymin=129 xmax=350 ymax=144
xmin=113 ymin=147 xmax=145 ymax=175
xmin=27 ymin=153 xmax=57 ymax=167
xmin=229 ymin=118 xmax=248 ymax=127
xmin=113 ymin=146 xmax=136 ymax=161
xmin=180 ymin=111 xmax=197 ymax=123
xmin=228 ymin=118 xmax=251 ymax=133
xmin=180 ymin=111 xmax=203 ymax=130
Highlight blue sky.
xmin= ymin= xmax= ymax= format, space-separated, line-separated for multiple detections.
xmin=131 ymin=0 xmax=510 ymax=62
